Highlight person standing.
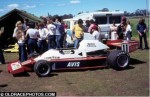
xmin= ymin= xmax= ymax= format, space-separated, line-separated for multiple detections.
xmin=13 ymin=21 xmax=27 ymax=62
xmin=110 ymin=20 xmax=118 ymax=40
xmin=54 ymin=17 xmax=65 ymax=48
xmin=137 ymin=18 xmax=149 ymax=50
xmin=72 ymin=19 xmax=85 ymax=48
xmin=91 ymin=25 xmax=100 ymax=41
xmin=26 ymin=22 xmax=39 ymax=54
xmin=47 ymin=18 xmax=56 ymax=49
xmin=0 ymin=28 xmax=5 ymax=64
xmin=38 ymin=22 xmax=49 ymax=54
xmin=22 ymin=18 xmax=30 ymax=54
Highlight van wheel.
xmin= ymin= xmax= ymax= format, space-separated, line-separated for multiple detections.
xmin=34 ymin=60 xmax=51 ymax=77
xmin=107 ymin=50 xmax=130 ymax=70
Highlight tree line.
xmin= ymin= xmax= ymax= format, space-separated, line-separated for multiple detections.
xmin=40 ymin=8 xmax=150 ymax=20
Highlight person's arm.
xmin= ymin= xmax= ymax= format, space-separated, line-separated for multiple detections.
xmin=0 ymin=31 xmax=2 ymax=37
xmin=136 ymin=24 xmax=142 ymax=36
xmin=25 ymin=29 xmax=29 ymax=39
xmin=13 ymin=27 xmax=18 ymax=38
xmin=144 ymin=24 xmax=147 ymax=33
xmin=72 ymin=25 xmax=75 ymax=40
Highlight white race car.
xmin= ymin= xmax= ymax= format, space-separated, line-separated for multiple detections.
xmin=8 ymin=33 xmax=139 ymax=77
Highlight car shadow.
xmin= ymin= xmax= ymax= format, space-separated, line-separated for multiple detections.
xmin=0 ymin=70 xmax=2 ymax=73
xmin=130 ymin=58 xmax=146 ymax=65
xmin=0 ymin=84 xmax=8 ymax=88
xmin=13 ymin=72 xmax=30 ymax=77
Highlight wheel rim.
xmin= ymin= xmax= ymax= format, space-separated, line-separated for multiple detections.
xmin=117 ymin=54 xmax=129 ymax=68
xmin=38 ymin=64 xmax=50 ymax=75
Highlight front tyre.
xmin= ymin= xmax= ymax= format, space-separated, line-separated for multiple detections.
xmin=34 ymin=60 xmax=51 ymax=77
xmin=107 ymin=50 xmax=130 ymax=70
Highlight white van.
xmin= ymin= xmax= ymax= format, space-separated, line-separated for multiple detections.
xmin=64 ymin=11 xmax=124 ymax=40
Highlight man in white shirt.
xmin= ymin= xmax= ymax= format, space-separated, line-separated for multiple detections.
xmin=26 ymin=22 xmax=39 ymax=54
xmin=38 ymin=22 xmax=49 ymax=54
xmin=47 ymin=18 xmax=56 ymax=49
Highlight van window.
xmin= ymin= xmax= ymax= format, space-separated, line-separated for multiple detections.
xmin=109 ymin=16 xmax=121 ymax=24
xmin=95 ymin=17 xmax=107 ymax=24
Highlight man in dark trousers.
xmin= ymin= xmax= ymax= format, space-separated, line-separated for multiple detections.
xmin=137 ymin=18 xmax=149 ymax=50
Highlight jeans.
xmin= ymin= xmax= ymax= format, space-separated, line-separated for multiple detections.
xmin=74 ymin=38 xmax=83 ymax=49
xmin=0 ymin=48 xmax=5 ymax=64
xmin=48 ymin=35 xmax=56 ymax=49
xmin=38 ymin=40 xmax=48 ymax=54
xmin=55 ymin=35 xmax=62 ymax=49
xmin=28 ymin=38 xmax=39 ymax=54
xmin=18 ymin=43 xmax=27 ymax=62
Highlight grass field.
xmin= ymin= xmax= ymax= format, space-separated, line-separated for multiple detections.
xmin=0 ymin=17 xmax=149 ymax=96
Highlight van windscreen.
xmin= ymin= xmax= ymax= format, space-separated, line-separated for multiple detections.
xmin=95 ymin=17 xmax=107 ymax=24
xmin=109 ymin=16 xmax=121 ymax=24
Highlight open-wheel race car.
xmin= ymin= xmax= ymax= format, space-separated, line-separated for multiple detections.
xmin=7 ymin=33 xmax=139 ymax=77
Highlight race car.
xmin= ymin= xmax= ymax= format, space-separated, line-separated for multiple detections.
xmin=7 ymin=33 xmax=139 ymax=77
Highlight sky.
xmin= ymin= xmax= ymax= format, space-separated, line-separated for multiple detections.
xmin=0 ymin=0 xmax=149 ymax=17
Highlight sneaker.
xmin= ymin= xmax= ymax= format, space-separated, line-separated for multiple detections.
xmin=0 ymin=62 xmax=2 ymax=65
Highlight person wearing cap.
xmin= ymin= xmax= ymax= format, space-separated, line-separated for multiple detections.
xmin=0 ymin=28 xmax=5 ymax=64
xmin=38 ymin=22 xmax=49 ymax=54
xmin=13 ymin=21 xmax=27 ymax=62
xmin=26 ymin=22 xmax=39 ymax=54
xmin=72 ymin=19 xmax=85 ymax=48
xmin=137 ymin=18 xmax=149 ymax=50
xmin=91 ymin=25 xmax=100 ymax=41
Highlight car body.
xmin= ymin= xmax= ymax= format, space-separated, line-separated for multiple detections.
xmin=7 ymin=33 xmax=139 ymax=77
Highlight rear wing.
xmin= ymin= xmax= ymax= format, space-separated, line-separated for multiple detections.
xmin=106 ymin=40 xmax=139 ymax=53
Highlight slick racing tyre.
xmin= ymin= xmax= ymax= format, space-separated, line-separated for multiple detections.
xmin=28 ymin=52 xmax=39 ymax=59
xmin=34 ymin=60 xmax=51 ymax=77
xmin=107 ymin=50 xmax=130 ymax=70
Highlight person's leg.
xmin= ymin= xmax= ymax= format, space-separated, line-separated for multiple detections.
xmin=51 ymin=35 xmax=56 ymax=49
xmin=33 ymin=39 xmax=39 ymax=53
xmin=28 ymin=39 xmax=34 ymax=54
xmin=43 ymin=40 xmax=48 ymax=52
xmin=0 ymin=48 xmax=5 ymax=64
xmin=55 ymin=35 xmax=61 ymax=49
xmin=38 ymin=40 xmax=42 ymax=54
xmin=74 ymin=38 xmax=79 ymax=49
xmin=48 ymin=35 xmax=51 ymax=50
xmin=139 ymin=35 xmax=143 ymax=49
xmin=19 ymin=43 xmax=27 ymax=62
xmin=143 ymin=33 xmax=149 ymax=49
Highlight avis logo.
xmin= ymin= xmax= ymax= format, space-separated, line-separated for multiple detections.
xmin=67 ymin=62 xmax=80 ymax=67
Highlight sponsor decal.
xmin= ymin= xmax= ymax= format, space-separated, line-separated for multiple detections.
xmin=67 ymin=62 xmax=80 ymax=67
xmin=45 ymin=56 xmax=60 ymax=60
xmin=87 ymin=43 xmax=96 ymax=47
xmin=11 ymin=62 xmax=22 ymax=71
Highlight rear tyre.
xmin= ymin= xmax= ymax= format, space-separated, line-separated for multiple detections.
xmin=107 ymin=50 xmax=130 ymax=70
xmin=34 ymin=60 xmax=51 ymax=77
